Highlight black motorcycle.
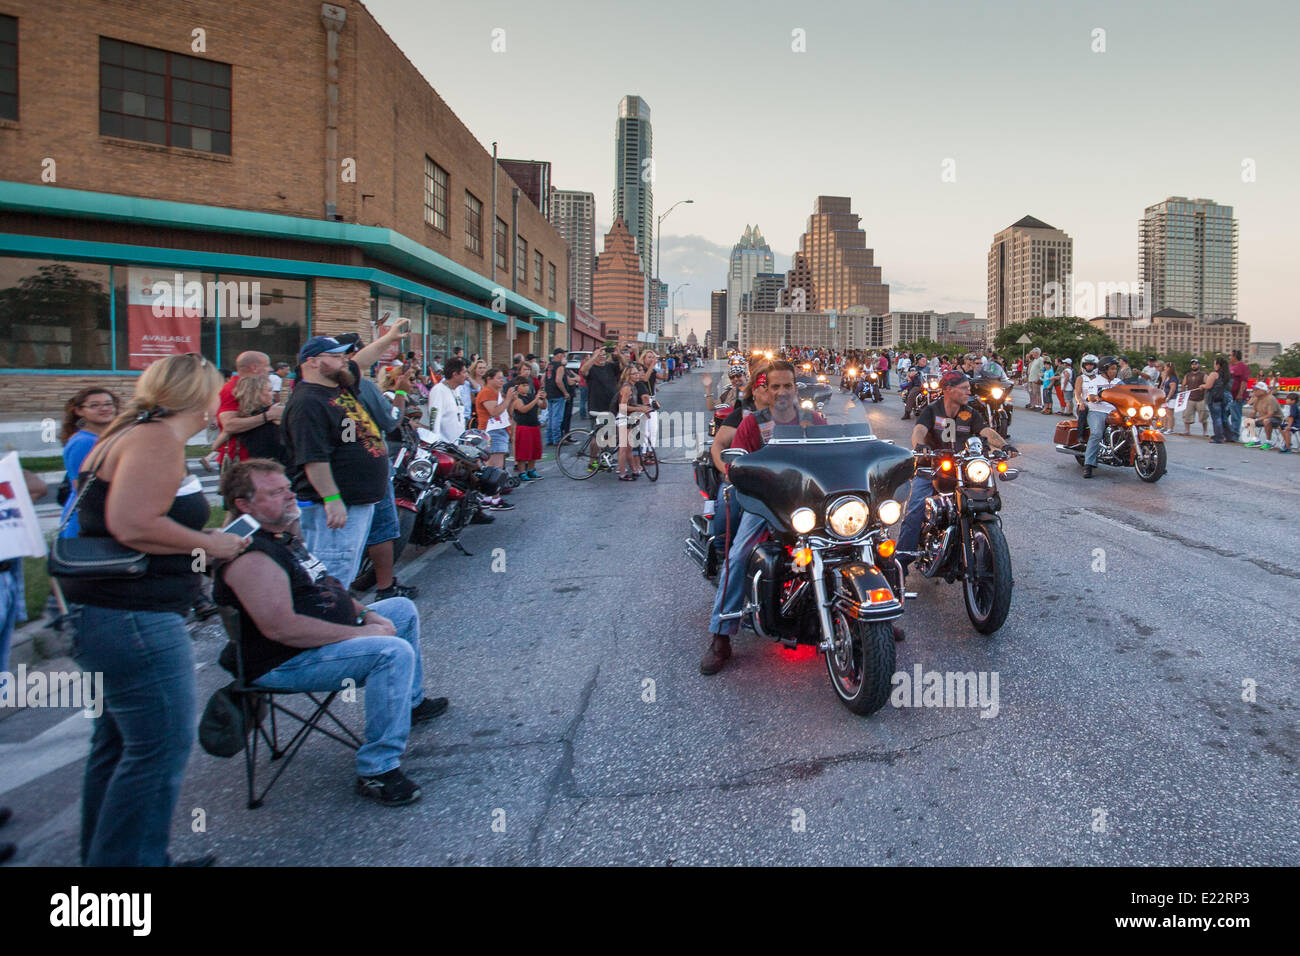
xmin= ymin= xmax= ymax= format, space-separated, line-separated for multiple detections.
xmin=969 ymin=375 xmax=1014 ymax=438
xmin=685 ymin=421 xmax=913 ymax=715
xmin=857 ymin=369 xmax=884 ymax=403
xmin=905 ymin=372 xmax=941 ymax=417
xmin=906 ymin=438 xmax=1019 ymax=633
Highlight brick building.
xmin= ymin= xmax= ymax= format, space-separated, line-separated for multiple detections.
xmin=592 ymin=216 xmax=644 ymax=345
xmin=1089 ymin=308 xmax=1250 ymax=357
xmin=0 ymin=0 xmax=568 ymax=417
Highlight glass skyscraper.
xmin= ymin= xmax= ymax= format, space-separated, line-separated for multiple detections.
xmin=1139 ymin=197 xmax=1238 ymax=322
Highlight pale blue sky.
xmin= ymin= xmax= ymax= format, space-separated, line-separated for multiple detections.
xmin=365 ymin=0 xmax=1298 ymax=343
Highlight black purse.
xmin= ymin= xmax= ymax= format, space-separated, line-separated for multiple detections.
xmin=47 ymin=429 xmax=150 ymax=581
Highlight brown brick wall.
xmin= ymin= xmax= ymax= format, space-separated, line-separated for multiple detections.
xmin=0 ymin=373 xmax=136 ymax=426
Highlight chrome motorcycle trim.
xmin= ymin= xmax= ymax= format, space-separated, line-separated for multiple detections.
xmin=748 ymin=570 xmax=770 ymax=639
xmin=808 ymin=550 xmax=837 ymax=653
xmin=919 ymin=525 xmax=954 ymax=579
xmin=780 ymin=579 xmax=808 ymax=617
xmin=766 ymin=435 xmax=882 ymax=446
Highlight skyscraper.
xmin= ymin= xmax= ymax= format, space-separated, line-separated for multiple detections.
xmin=710 ymin=289 xmax=728 ymax=351
xmin=592 ymin=216 xmax=646 ymax=344
xmin=550 ymin=189 xmax=596 ymax=313
xmin=649 ymin=279 xmax=668 ymax=335
xmin=750 ymin=272 xmax=785 ymax=313
xmin=1139 ymin=197 xmax=1238 ymax=321
xmin=726 ymin=224 xmax=774 ymax=341
xmin=613 ymin=95 xmax=653 ymax=276
xmin=986 ymin=215 xmax=1074 ymax=345
xmin=790 ymin=197 xmax=889 ymax=317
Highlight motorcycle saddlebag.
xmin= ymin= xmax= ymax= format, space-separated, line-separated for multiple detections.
xmin=1053 ymin=420 xmax=1079 ymax=446
xmin=694 ymin=449 xmax=721 ymax=500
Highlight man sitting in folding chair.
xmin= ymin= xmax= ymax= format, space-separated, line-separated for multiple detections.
xmin=213 ymin=458 xmax=448 ymax=807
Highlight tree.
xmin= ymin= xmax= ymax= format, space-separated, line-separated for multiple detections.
xmin=895 ymin=338 xmax=950 ymax=358
xmin=993 ymin=316 xmax=1119 ymax=366
xmin=1271 ymin=343 xmax=1300 ymax=377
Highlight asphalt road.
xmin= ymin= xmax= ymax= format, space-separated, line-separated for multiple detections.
xmin=1 ymin=363 xmax=1296 ymax=866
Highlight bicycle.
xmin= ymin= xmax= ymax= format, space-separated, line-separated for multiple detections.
xmin=556 ymin=414 xmax=659 ymax=482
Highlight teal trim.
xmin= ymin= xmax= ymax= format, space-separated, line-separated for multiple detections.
xmin=0 ymin=180 xmax=558 ymax=320
xmin=516 ymin=321 xmax=537 ymax=333
xmin=0 ymin=232 xmax=510 ymax=326
xmin=109 ymin=263 xmax=117 ymax=371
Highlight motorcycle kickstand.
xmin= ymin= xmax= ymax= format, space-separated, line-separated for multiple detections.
xmin=452 ymin=538 xmax=473 ymax=557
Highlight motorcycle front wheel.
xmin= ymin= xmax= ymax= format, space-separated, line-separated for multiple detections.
xmin=1134 ymin=441 xmax=1167 ymax=482
xmin=963 ymin=523 xmax=1013 ymax=634
xmin=825 ymin=609 xmax=895 ymax=715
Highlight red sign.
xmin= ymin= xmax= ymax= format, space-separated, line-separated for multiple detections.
xmin=126 ymin=268 xmax=203 ymax=370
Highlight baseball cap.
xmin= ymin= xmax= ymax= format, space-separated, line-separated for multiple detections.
xmin=939 ymin=370 xmax=969 ymax=389
xmin=1252 ymin=380 xmax=1268 ymax=391
xmin=552 ymin=347 xmax=566 ymax=356
xmin=1063 ymin=358 xmax=1072 ymax=364
xmin=334 ymin=332 xmax=362 ymax=352
xmin=297 ymin=335 xmax=351 ymax=364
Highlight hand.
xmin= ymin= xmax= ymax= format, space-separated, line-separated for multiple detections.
xmin=1002 ymin=444 xmax=1020 ymax=457
xmin=324 ymin=498 xmax=348 ymax=529
xmin=395 ymin=372 xmax=414 ymax=392
xmin=265 ymin=403 xmax=285 ymax=423
xmin=361 ymin=611 xmax=397 ymax=636
xmin=203 ymin=530 xmax=248 ymax=561
xmin=386 ymin=317 xmax=411 ymax=338
xmin=700 ymin=373 xmax=713 ymax=388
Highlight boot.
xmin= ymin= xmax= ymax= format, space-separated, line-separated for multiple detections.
xmin=1083 ymin=465 xmax=1094 ymax=478
xmin=699 ymin=634 xmax=732 ymax=675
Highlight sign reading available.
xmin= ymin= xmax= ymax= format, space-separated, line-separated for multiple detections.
xmin=127 ymin=267 xmax=202 ymax=370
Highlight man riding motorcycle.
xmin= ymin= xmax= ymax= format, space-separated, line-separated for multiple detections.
xmin=1081 ymin=355 xmax=1121 ymax=478
xmin=896 ymin=371 xmax=1017 ymax=575
xmin=1074 ymin=353 xmax=1098 ymax=445
xmin=701 ymin=362 xmax=825 ymax=676
xmin=900 ymin=356 xmax=930 ymax=420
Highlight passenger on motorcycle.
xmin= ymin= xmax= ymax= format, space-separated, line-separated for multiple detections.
xmin=1081 ymin=356 xmax=1121 ymax=478
xmin=701 ymin=362 xmax=826 ymax=676
xmin=897 ymin=371 xmax=1016 ymax=576
xmin=709 ymin=364 xmax=771 ymax=548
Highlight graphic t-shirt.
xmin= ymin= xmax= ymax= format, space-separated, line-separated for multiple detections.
xmin=282 ymin=380 xmax=389 ymax=505
xmin=914 ymin=400 xmax=989 ymax=452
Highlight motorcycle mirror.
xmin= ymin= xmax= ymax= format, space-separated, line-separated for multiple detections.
xmin=997 ymin=468 xmax=1020 ymax=482
xmin=720 ymin=448 xmax=749 ymax=464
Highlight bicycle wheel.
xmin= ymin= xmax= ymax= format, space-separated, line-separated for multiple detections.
xmin=556 ymin=429 xmax=598 ymax=480
xmin=641 ymin=447 xmax=659 ymax=481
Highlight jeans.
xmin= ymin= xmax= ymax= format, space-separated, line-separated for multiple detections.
xmin=709 ymin=509 xmax=768 ymax=636
xmin=1208 ymin=398 xmax=1227 ymax=441
xmin=709 ymin=482 xmax=743 ymax=553
xmin=880 ymin=368 xmax=889 ymax=389
xmin=546 ymin=396 xmax=568 ymax=445
xmin=366 ymin=465 xmax=399 ymax=547
xmin=1226 ymin=399 xmax=1244 ymax=441
xmin=72 ymin=605 xmax=196 ymax=867
xmin=299 ymin=501 xmax=375 ymax=587
xmin=1085 ymin=409 xmax=1109 ymax=465
xmin=561 ymin=390 xmax=575 ymax=436
xmin=896 ymin=474 xmax=935 ymax=571
xmin=0 ymin=565 xmax=25 ymax=697
xmin=577 ymin=384 xmax=588 ymax=419
xmin=254 ymin=597 xmax=425 ymax=777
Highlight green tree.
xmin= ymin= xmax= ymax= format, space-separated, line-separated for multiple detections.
xmin=1271 ymin=343 xmax=1300 ymax=377
xmin=895 ymin=338 xmax=950 ymax=358
xmin=993 ymin=316 xmax=1119 ymax=367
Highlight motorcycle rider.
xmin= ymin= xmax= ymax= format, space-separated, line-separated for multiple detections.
xmin=708 ymin=364 xmax=772 ymax=554
xmin=900 ymin=355 xmax=929 ymax=420
xmin=701 ymin=362 xmax=825 ymax=676
xmin=1081 ymin=356 xmax=1121 ymax=478
xmin=1075 ymin=354 xmax=1097 ymax=442
xmin=897 ymin=371 xmax=1017 ymax=576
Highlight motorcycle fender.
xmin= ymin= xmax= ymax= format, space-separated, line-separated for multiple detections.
xmin=1138 ymin=428 xmax=1164 ymax=442
xmin=833 ymin=562 xmax=902 ymax=622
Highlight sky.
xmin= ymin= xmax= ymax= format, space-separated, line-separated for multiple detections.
xmin=365 ymin=0 xmax=1299 ymax=345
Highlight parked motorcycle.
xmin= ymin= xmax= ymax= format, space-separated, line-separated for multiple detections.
xmin=409 ymin=428 xmax=508 ymax=554
xmin=905 ymin=439 xmax=1019 ymax=633
xmin=969 ymin=374 xmax=1014 ymax=438
xmin=1053 ymin=383 xmax=1168 ymax=481
xmin=685 ymin=421 xmax=913 ymax=715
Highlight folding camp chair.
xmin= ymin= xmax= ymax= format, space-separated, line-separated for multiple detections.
xmin=216 ymin=607 xmax=362 ymax=809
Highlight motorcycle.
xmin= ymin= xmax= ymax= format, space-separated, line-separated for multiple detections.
xmin=906 ymin=439 xmax=1020 ymax=633
xmin=408 ymin=428 xmax=509 ymax=554
xmin=685 ymin=421 xmax=913 ymax=715
xmin=708 ymin=403 xmax=733 ymax=438
xmin=349 ymin=431 xmax=421 ymax=591
xmin=856 ymin=370 xmax=884 ymax=403
xmin=905 ymin=372 xmax=941 ymax=417
xmin=1053 ymin=383 xmax=1168 ymax=482
xmin=969 ymin=374 xmax=1014 ymax=438
xmin=840 ymin=367 xmax=858 ymax=392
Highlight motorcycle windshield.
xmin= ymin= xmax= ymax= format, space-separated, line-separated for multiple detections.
xmin=728 ymin=423 xmax=914 ymax=533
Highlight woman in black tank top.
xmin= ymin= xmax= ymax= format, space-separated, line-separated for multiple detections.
xmin=63 ymin=353 xmax=247 ymax=867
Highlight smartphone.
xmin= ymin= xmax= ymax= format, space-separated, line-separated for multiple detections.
xmin=222 ymin=514 xmax=261 ymax=539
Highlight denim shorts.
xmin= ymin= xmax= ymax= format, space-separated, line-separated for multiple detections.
xmin=366 ymin=474 xmax=400 ymax=546
xmin=488 ymin=428 xmax=510 ymax=454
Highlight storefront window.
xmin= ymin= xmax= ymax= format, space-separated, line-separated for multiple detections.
xmin=216 ymin=275 xmax=307 ymax=371
xmin=0 ymin=258 xmax=112 ymax=370
xmin=427 ymin=311 xmax=449 ymax=364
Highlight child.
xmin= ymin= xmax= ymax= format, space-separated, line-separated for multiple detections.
xmin=509 ymin=375 xmax=546 ymax=481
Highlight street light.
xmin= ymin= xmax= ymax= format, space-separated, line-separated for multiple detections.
xmin=672 ymin=283 xmax=691 ymax=340
xmin=655 ymin=199 xmax=694 ymax=335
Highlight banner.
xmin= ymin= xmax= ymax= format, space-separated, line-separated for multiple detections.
xmin=126 ymin=268 xmax=203 ymax=370
xmin=0 ymin=452 xmax=47 ymax=562
xmin=1172 ymin=391 xmax=1190 ymax=414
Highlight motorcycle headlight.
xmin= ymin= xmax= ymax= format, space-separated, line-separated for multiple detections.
xmin=827 ymin=497 xmax=869 ymax=538
xmin=1140 ymin=405 xmax=1154 ymax=420
xmin=800 ymin=398 xmax=813 ymax=410
xmin=990 ymin=387 xmax=1004 ymax=400
xmin=791 ymin=507 xmax=817 ymax=534
xmin=407 ymin=459 xmax=434 ymax=483
xmin=1127 ymin=406 xmax=1137 ymax=417
xmin=927 ymin=377 xmax=939 ymax=389
xmin=1157 ymin=407 xmax=1167 ymax=417
xmin=877 ymin=498 xmax=902 ymax=526
xmin=965 ymin=459 xmax=992 ymax=484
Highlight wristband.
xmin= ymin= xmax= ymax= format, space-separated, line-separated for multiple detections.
xmin=322 ymin=494 xmax=343 ymax=503
xmin=395 ymin=390 xmax=408 ymax=397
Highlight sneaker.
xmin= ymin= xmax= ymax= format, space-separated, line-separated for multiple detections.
xmin=1280 ymin=447 xmax=1292 ymax=454
xmin=470 ymin=510 xmax=496 ymax=524
xmin=411 ymin=696 xmax=449 ymax=724
xmin=355 ymin=768 xmax=422 ymax=807
xmin=517 ymin=472 xmax=534 ymax=482
xmin=526 ymin=470 xmax=542 ymax=480
xmin=375 ymin=582 xmax=419 ymax=600
xmin=1244 ymin=441 xmax=1259 ymax=448
xmin=485 ymin=499 xmax=515 ymax=511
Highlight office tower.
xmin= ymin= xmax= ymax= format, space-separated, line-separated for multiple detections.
xmin=613 ymin=95 xmax=654 ymax=276
xmin=1139 ymin=197 xmax=1238 ymax=321
xmin=790 ymin=196 xmax=889 ymax=317
xmin=593 ymin=216 xmax=646 ymax=343
xmin=750 ymin=272 xmax=785 ymax=313
xmin=710 ymin=289 xmax=728 ymax=351
xmin=986 ymin=215 xmax=1073 ymax=345
xmin=725 ymin=224 xmax=774 ymax=340
xmin=550 ymin=189 xmax=595 ymax=313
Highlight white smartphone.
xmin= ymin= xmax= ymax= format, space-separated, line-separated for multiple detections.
xmin=222 ymin=514 xmax=261 ymax=539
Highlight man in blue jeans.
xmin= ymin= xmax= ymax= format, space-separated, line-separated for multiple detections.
xmin=544 ymin=348 xmax=569 ymax=445
xmin=215 ymin=459 xmax=448 ymax=806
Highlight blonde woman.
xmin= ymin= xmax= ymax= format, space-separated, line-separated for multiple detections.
xmin=59 ymin=353 xmax=246 ymax=866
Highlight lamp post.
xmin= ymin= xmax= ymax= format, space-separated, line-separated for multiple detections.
xmin=672 ymin=283 xmax=691 ymax=341
xmin=655 ymin=199 xmax=694 ymax=336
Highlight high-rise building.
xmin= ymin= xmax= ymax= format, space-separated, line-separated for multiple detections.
xmin=710 ymin=289 xmax=728 ymax=352
xmin=614 ymin=95 xmax=653 ymax=277
xmin=781 ymin=253 xmax=816 ymax=311
xmin=593 ymin=216 xmax=646 ymax=344
xmin=1139 ymin=197 xmax=1238 ymax=322
xmin=726 ymin=224 xmax=774 ymax=340
xmin=550 ymin=189 xmax=595 ymax=314
xmin=750 ymin=272 xmax=785 ymax=313
xmin=739 ymin=309 xmax=879 ymax=353
xmin=649 ymin=278 xmax=668 ymax=335
xmin=986 ymin=215 xmax=1074 ymax=345
xmin=790 ymin=196 xmax=889 ymax=317
xmin=499 ymin=159 xmax=551 ymax=218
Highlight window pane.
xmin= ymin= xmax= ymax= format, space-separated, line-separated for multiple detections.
xmin=190 ymin=127 xmax=212 ymax=151
xmin=171 ymin=56 xmax=189 ymax=79
xmin=100 ymin=38 xmax=122 ymax=65
xmin=215 ymin=275 xmax=308 ymax=371
xmin=100 ymin=111 xmax=122 ymax=136
xmin=211 ymin=131 xmax=230 ymax=154
xmin=144 ymin=119 xmax=166 ymax=144
xmin=190 ymin=58 xmax=209 ymax=83
xmin=170 ymin=123 xmax=191 ymax=148
xmin=0 ymin=259 xmax=113 ymax=371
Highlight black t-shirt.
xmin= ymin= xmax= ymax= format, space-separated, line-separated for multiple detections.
xmin=914 ymin=400 xmax=989 ymax=452
xmin=721 ymin=399 xmax=754 ymax=429
xmin=586 ymin=361 xmax=620 ymax=413
xmin=239 ymin=406 xmax=287 ymax=464
xmin=635 ymin=381 xmax=651 ymax=405
xmin=282 ymin=379 xmax=390 ymax=505
xmin=214 ymin=530 xmax=358 ymax=682
xmin=544 ymin=361 xmax=566 ymax=399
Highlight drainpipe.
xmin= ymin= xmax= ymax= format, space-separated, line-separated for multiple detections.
xmin=510 ymin=187 xmax=520 ymax=294
xmin=321 ymin=4 xmax=347 ymax=220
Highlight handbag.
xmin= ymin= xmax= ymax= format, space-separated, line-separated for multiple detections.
xmin=47 ymin=427 xmax=150 ymax=580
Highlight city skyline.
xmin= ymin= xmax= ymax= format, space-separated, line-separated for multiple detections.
xmin=364 ymin=0 xmax=1297 ymax=345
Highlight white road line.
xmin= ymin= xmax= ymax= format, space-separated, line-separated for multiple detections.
xmin=0 ymin=710 xmax=92 ymax=797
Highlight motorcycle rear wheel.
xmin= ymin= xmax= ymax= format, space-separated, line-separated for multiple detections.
xmin=963 ymin=523 xmax=1013 ymax=634
xmin=825 ymin=610 xmax=895 ymax=715
xmin=1134 ymin=441 xmax=1167 ymax=482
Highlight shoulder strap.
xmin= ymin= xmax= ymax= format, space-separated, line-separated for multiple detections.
xmin=55 ymin=423 xmax=140 ymax=537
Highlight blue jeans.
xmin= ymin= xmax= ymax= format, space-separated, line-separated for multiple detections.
xmin=1208 ymin=398 xmax=1227 ymax=441
xmin=366 ymin=469 xmax=400 ymax=547
xmin=299 ymin=501 xmax=375 ymax=587
xmin=0 ymin=565 xmax=26 ymax=698
xmin=1085 ymin=409 xmax=1109 ymax=465
xmin=709 ymin=482 xmax=743 ymax=551
xmin=896 ymin=474 xmax=935 ymax=570
xmin=709 ymin=509 xmax=769 ymax=636
xmin=577 ymin=385 xmax=588 ymax=419
xmin=1226 ymin=399 xmax=1244 ymax=441
xmin=546 ymin=396 xmax=568 ymax=444
xmin=253 ymin=597 xmax=425 ymax=777
xmin=72 ymin=605 xmax=196 ymax=867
